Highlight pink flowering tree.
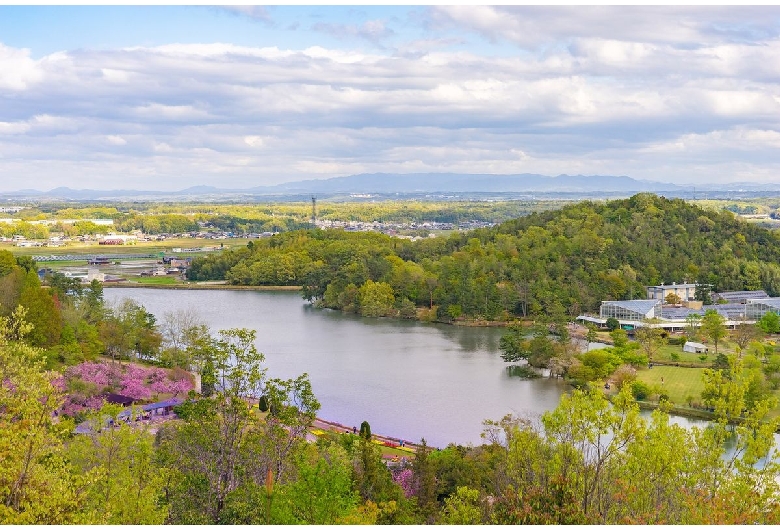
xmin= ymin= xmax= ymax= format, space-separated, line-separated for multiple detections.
xmin=60 ymin=360 xmax=193 ymax=418
xmin=392 ymin=468 xmax=417 ymax=498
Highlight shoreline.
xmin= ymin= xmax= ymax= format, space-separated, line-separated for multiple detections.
xmin=311 ymin=417 xmax=423 ymax=453
xmin=103 ymin=282 xmax=302 ymax=291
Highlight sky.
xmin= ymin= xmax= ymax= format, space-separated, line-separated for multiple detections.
xmin=0 ymin=5 xmax=779 ymax=191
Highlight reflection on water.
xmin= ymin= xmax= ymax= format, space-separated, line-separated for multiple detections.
xmin=105 ymin=288 xmax=565 ymax=447
xmin=504 ymin=365 xmax=542 ymax=379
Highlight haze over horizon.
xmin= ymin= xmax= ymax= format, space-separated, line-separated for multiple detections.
xmin=1 ymin=6 xmax=779 ymax=192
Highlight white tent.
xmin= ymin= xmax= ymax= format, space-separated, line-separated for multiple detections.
xmin=683 ymin=341 xmax=707 ymax=353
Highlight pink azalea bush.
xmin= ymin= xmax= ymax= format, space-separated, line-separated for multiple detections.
xmin=51 ymin=375 xmax=66 ymax=392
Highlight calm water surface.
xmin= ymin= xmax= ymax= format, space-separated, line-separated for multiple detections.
xmin=104 ymin=288 xmax=569 ymax=446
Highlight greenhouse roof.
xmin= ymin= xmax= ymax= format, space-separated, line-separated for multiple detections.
xmin=602 ymin=300 xmax=659 ymax=314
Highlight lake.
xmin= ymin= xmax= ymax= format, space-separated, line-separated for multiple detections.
xmin=104 ymin=288 xmax=573 ymax=447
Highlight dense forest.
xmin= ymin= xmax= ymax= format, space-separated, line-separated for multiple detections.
xmin=188 ymin=194 xmax=780 ymax=321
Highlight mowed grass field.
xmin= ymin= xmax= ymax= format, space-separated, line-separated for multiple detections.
xmin=635 ymin=365 xmax=780 ymax=418
xmin=634 ymin=366 xmax=706 ymax=405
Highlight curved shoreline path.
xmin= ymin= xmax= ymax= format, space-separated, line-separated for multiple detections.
xmin=311 ymin=417 xmax=421 ymax=454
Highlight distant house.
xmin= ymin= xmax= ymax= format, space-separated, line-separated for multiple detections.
xmin=647 ymin=282 xmax=698 ymax=303
xmin=86 ymin=268 xmax=105 ymax=283
xmin=683 ymin=341 xmax=708 ymax=354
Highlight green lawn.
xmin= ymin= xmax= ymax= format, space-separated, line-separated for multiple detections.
xmin=653 ymin=344 xmax=712 ymax=364
xmin=132 ymin=276 xmax=180 ymax=285
xmin=634 ymin=366 xmax=706 ymax=405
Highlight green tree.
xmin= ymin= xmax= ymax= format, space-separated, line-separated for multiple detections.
xmin=156 ymin=328 xmax=268 ymax=524
xmin=665 ymin=292 xmax=682 ymax=305
xmin=358 ymin=280 xmax=395 ymax=317
xmin=0 ymin=307 xmax=96 ymax=524
xmin=758 ymin=311 xmax=780 ymax=334
xmin=634 ymin=320 xmax=664 ymax=362
xmin=66 ymin=405 xmax=168 ymax=524
xmin=262 ymin=373 xmax=321 ymax=476
xmin=701 ymin=309 xmax=727 ymax=355
xmin=610 ymin=328 xmax=629 ymax=348
xmin=585 ymin=324 xmax=598 ymax=344
xmin=18 ymin=271 xmax=62 ymax=347
xmin=439 ymin=486 xmax=483 ymax=524
xmin=412 ymin=438 xmax=438 ymax=524
xmin=359 ymin=420 xmax=372 ymax=440
xmin=498 ymin=323 xmax=530 ymax=363
xmin=685 ymin=312 xmax=702 ymax=339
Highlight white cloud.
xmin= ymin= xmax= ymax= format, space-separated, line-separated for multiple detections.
xmin=101 ymin=68 xmax=130 ymax=83
xmin=2 ymin=7 xmax=780 ymax=191
xmin=0 ymin=121 xmax=31 ymax=135
xmin=0 ymin=43 xmax=44 ymax=90
xmin=244 ymin=136 xmax=265 ymax=148
xmin=134 ymin=104 xmax=211 ymax=121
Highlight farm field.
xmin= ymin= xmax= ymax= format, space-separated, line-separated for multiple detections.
xmin=2 ymin=237 xmax=253 ymax=257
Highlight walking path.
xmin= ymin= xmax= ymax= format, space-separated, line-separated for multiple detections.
xmin=311 ymin=417 xmax=421 ymax=453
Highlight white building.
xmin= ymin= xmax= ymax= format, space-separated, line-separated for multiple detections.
xmin=646 ymin=282 xmax=698 ymax=303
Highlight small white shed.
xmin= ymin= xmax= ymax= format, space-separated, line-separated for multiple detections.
xmin=683 ymin=341 xmax=708 ymax=354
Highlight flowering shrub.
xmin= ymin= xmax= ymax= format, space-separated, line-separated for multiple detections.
xmin=51 ymin=375 xmax=67 ymax=392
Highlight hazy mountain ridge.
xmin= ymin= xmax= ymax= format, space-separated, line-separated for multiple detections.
xmin=1 ymin=173 xmax=777 ymax=201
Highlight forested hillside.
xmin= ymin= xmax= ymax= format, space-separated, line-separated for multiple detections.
xmin=188 ymin=194 xmax=780 ymax=321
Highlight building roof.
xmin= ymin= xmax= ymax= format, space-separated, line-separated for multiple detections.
xmin=658 ymin=306 xmax=699 ymax=320
xmin=684 ymin=341 xmax=707 ymax=349
xmin=714 ymin=290 xmax=769 ymax=303
xmin=747 ymin=298 xmax=780 ymax=310
xmin=648 ymin=283 xmax=698 ymax=290
xmin=602 ymin=300 xmax=660 ymax=314
xmin=103 ymin=393 xmax=138 ymax=406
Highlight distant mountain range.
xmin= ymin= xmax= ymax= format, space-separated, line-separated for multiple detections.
xmin=2 ymin=173 xmax=779 ymax=201
xmin=263 ymin=173 xmax=677 ymax=194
